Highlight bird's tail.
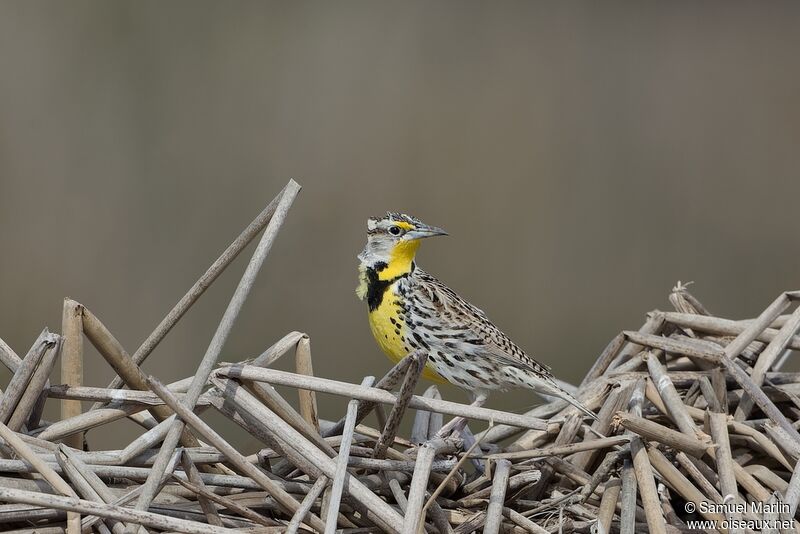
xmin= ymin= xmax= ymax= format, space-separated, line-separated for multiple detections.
xmin=555 ymin=387 xmax=599 ymax=422
xmin=529 ymin=373 xmax=599 ymax=421
xmin=512 ymin=367 xmax=599 ymax=421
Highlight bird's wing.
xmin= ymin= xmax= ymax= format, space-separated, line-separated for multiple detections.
xmin=414 ymin=269 xmax=555 ymax=380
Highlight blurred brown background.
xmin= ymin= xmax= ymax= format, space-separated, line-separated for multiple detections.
xmin=1 ymin=2 xmax=799 ymax=450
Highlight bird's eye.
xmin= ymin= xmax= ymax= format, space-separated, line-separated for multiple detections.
xmin=388 ymin=225 xmax=402 ymax=236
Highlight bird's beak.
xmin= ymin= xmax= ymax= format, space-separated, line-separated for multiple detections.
xmin=405 ymin=224 xmax=448 ymax=240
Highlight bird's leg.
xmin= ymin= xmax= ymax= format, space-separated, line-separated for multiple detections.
xmin=460 ymin=424 xmax=486 ymax=473
xmin=436 ymin=392 xmax=488 ymax=438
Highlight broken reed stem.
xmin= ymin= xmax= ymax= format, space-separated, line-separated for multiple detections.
xmin=294 ymin=335 xmax=320 ymax=433
xmin=412 ymin=386 xmax=435 ymax=444
xmin=406 ymin=439 xmax=442 ymax=534
xmin=8 ymin=335 xmax=61 ymax=431
xmin=61 ymin=299 xmax=85 ymax=450
xmin=249 ymin=330 xmax=306 ymax=368
xmin=597 ymin=477 xmax=621 ymax=534
xmin=374 ymin=352 xmax=427 ymax=459
xmin=735 ymin=304 xmax=800 ymax=421
xmin=645 ymin=352 xmax=698 ymax=437
xmin=0 ymin=329 xmax=58 ymax=430
xmin=580 ymin=333 xmax=625 ymax=388
xmin=678 ymin=399 xmax=789 ymax=465
xmin=720 ymin=355 xmax=800 ymax=446
xmin=674 ymin=451 xmax=722 ymax=504
xmin=579 ymin=446 xmax=627 ymax=501
xmin=487 ymin=434 xmax=629 ymax=461
xmin=132 ymin=181 xmax=301 ymax=519
xmin=725 ymin=292 xmax=793 ymax=359
xmin=44 ymin=385 xmax=213 ymax=407
xmin=426 ymin=387 xmax=443 ymax=439
xmin=180 ymin=451 xmax=223 ymax=526
xmin=286 ymin=475 xmax=328 ymax=534
xmin=664 ymin=313 xmax=800 ymax=352
xmin=784 ymin=461 xmax=800 ymax=517
xmin=325 ymin=376 xmax=375 ymax=533
xmin=706 ymin=411 xmax=741 ymax=531
xmin=608 ymin=312 xmax=665 ymax=371
xmin=613 ymin=412 xmax=708 ymax=457
xmin=171 ymin=472 xmax=273 ymax=527
xmin=0 ymin=336 xmax=23 ymax=373
xmin=483 ymin=459 xmax=511 ymax=534
xmin=426 ymin=500 xmax=453 ymax=534
xmin=629 ymin=437 xmax=665 ymax=534
xmin=624 ymin=330 xmax=723 ymax=362
xmin=647 ymin=446 xmax=728 ymax=527
xmin=698 ymin=375 xmax=721 ymax=412
xmin=0 ymin=329 xmax=51 ymax=422
xmin=38 ymin=403 xmax=142 ymax=442
xmin=619 ymin=458 xmax=637 ymax=534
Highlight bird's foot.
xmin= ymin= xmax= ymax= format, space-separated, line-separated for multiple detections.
xmin=435 ymin=415 xmax=468 ymax=439
xmin=460 ymin=424 xmax=485 ymax=473
xmin=434 ymin=418 xmax=485 ymax=472
xmin=436 ymin=393 xmax=488 ymax=439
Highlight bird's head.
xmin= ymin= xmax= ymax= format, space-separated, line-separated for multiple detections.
xmin=357 ymin=212 xmax=447 ymax=280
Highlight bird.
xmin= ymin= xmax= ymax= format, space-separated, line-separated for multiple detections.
xmin=356 ymin=212 xmax=597 ymax=425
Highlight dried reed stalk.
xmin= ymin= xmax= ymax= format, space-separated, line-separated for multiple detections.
xmin=735 ymin=304 xmax=800 ymax=421
xmin=294 ymin=336 xmax=320 ymax=433
xmin=145 ymin=376 xmax=324 ymax=530
xmin=0 ymin=337 xmax=23 ymax=373
xmin=405 ymin=439 xmax=443 ymax=533
xmin=630 ymin=437 xmax=665 ymax=534
xmin=4 ymin=185 xmax=800 ymax=534
xmin=60 ymin=299 xmax=84 ymax=450
xmin=132 ymin=181 xmax=301 ymax=521
xmin=8 ymin=335 xmax=61 ymax=432
xmin=1 ymin=330 xmax=59 ymax=432
xmin=81 ymin=307 xmax=200 ymax=448
xmin=324 ymin=376 xmax=374 ymax=533
xmin=218 ymin=365 xmax=548 ymax=430
xmin=613 ymin=412 xmax=709 ymax=457
xmin=483 ymin=459 xmax=511 ymax=534
xmin=373 ymin=352 xmax=426 ymax=459
xmin=0 ymin=487 xmax=234 ymax=534
xmin=209 ymin=376 xmax=403 ymax=531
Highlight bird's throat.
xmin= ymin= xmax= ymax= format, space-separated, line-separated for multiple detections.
xmin=357 ymin=240 xmax=419 ymax=311
xmin=379 ymin=240 xmax=420 ymax=280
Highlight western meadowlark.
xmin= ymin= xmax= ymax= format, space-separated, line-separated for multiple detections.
xmin=356 ymin=212 xmax=597 ymax=422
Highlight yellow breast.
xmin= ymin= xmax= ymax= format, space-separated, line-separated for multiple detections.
xmin=368 ymin=284 xmax=446 ymax=384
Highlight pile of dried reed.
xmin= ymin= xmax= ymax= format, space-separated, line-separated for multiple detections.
xmin=1 ymin=180 xmax=799 ymax=533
